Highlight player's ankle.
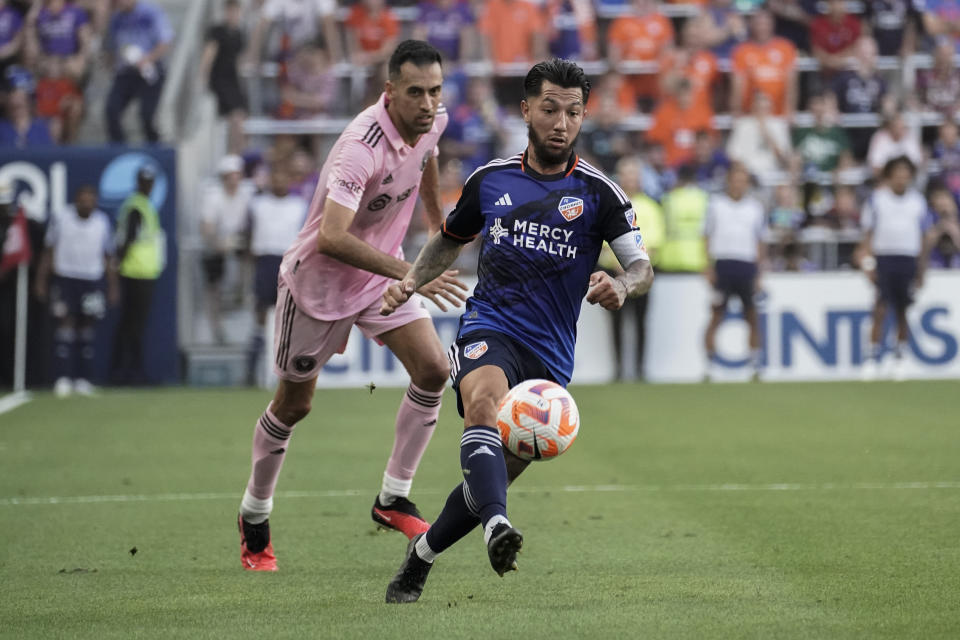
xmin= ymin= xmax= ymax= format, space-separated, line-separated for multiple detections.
xmin=240 ymin=490 xmax=272 ymax=524
xmin=483 ymin=515 xmax=511 ymax=545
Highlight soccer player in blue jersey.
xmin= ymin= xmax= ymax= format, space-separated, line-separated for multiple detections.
xmin=379 ymin=59 xmax=654 ymax=603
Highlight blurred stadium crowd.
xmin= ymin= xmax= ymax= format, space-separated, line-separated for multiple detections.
xmin=188 ymin=0 xmax=960 ymax=283
xmin=4 ymin=0 xmax=960 ymax=273
xmin=3 ymin=0 xmax=960 ymax=386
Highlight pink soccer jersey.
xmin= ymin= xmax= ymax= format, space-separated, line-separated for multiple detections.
xmin=279 ymin=93 xmax=448 ymax=321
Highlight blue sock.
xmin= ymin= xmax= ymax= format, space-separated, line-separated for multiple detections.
xmin=459 ymin=426 xmax=508 ymax=530
xmin=53 ymin=326 xmax=76 ymax=380
xmin=424 ymin=482 xmax=480 ymax=554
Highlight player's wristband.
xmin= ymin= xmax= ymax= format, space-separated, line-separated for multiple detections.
xmin=861 ymin=256 xmax=877 ymax=272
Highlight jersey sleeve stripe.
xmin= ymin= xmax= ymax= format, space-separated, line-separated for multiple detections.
xmin=463 ymin=156 xmax=522 ymax=183
xmin=361 ymin=121 xmax=379 ymax=144
xmin=442 ymin=220 xmax=478 ymax=242
xmin=362 ymin=123 xmax=384 ymax=147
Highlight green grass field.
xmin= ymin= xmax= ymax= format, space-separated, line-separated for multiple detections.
xmin=2 ymin=382 xmax=958 ymax=639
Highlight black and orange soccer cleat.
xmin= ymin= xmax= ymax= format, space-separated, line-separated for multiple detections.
xmin=371 ymin=495 xmax=430 ymax=539
xmin=237 ymin=514 xmax=278 ymax=572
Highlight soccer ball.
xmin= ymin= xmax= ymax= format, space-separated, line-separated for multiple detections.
xmin=496 ymin=379 xmax=580 ymax=461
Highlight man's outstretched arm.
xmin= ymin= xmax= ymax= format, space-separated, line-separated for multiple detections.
xmin=381 ymin=231 xmax=465 ymax=315
xmin=586 ymin=258 xmax=654 ymax=311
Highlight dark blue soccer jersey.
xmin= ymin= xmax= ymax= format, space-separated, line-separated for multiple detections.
xmin=441 ymin=152 xmax=644 ymax=384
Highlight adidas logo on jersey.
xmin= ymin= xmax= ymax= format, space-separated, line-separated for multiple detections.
xmin=494 ymin=193 xmax=513 ymax=206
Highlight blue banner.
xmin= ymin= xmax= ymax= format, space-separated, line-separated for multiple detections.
xmin=0 ymin=146 xmax=178 ymax=386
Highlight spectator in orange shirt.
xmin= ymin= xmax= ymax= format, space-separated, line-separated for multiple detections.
xmin=810 ymin=0 xmax=861 ymax=74
xmin=345 ymin=0 xmax=399 ymax=68
xmin=478 ymin=0 xmax=546 ymax=68
xmin=660 ymin=15 xmax=719 ymax=113
xmin=587 ymin=70 xmax=638 ymax=117
xmin=730 ymin=9 xmax=798 ymax=117
xmin=33 ymin=59 xmax=82 ymax=143
xmin=345 ymin=0 xmax=399 ymax=107
xmin=646 ymin=78 xmax=714 ymax=169
xmin=607 ymin=0 xmax=675 ymax=108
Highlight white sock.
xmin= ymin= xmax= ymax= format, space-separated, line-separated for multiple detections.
xmin=483 ymin=515 xmax=511 ymax=545
xmin=379 ymin=472 xmax=413 ymax=505
xmin=240 ymin=489 xmax=272 ymax=525
xmin=414 ymin=534 xmax=437 ymax=563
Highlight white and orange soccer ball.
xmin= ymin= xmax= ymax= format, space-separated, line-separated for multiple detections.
xmin=496 ymin=379 xmax=580 ymax=461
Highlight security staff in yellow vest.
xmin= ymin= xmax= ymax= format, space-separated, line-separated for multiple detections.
xmin=598 ymin=156 xmax=665 ymax=381
xmin=658 ymin=165 xmax=708 ymax=273
xmin=112 ymin=166 xmax=165 ymax=384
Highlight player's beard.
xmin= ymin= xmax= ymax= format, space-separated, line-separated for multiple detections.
xmin=527 ymin=124 xmax=578 ymax=168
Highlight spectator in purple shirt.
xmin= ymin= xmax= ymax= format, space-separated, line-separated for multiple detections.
xmin=917 ymin=38 xmax=960 ymax=116
xmin=412 ymin=0 xmax=475 ymax=63
xmin=103 ymin=0 xmax=172 ymax=143
xmin=0 ymin=87 xmax=56 ymax=147
xmin=925 ymin=183 xmax=960 ymax=268
xmin=931 ymin=120 xmax=960 ymax=198
xmin=441 ymin=76 xmax=508 ymax=178
xmin=0 ymin=1 xmax=24 ymax=79
xmin=545 ymin=0 xmax=598 ymax=61
xmin=922 ymin=0 xmax=960 ymax=53
xmin=27 ymin=0 xmax=92 ymax=69
xmin=862 ymin=0 xmax=921 ymax=58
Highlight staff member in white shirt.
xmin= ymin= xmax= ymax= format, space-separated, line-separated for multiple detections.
xmin=34 ymin=185 xmax=118 ymax=397
xmin=244 ymin=163 xmax=308 ymax=384
xmin=858 ymin=155 xmax=930 ymax=378
xmin=200 ymin=154 xmax=254 ymax=344
xmin=703 ymin=162 xmax=767 ymax=380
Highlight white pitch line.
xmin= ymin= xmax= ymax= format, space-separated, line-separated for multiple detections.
xmin=0 ymin=391 xmax=31 ymax=416
xmin=2 ymin=482 xmax=960 ymax=507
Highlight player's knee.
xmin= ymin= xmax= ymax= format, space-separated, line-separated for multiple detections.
xmin=413 ymin=354 xmax=449 ymax=392
xmin=272 ymin=398 xmax=311 ymax=425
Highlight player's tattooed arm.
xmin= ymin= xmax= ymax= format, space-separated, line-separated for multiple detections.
xmin=381 ymin=231 xmax=467 ymax=315
xmin=619 ymin=258 xmax=654 ymax=297
xmin=586 ymin=259 xmax=653 ymax=311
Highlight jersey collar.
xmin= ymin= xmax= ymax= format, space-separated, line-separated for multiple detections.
xmin=376 ymin=92 xmax=410 ymax=152
xmin=521 ymin=150 xmax=579 ymax=181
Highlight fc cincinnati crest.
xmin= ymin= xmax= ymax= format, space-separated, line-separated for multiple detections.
xmin=464 ymin=341 xmax=488 ymax=360
xmin=558 ymin=196 xmax=584 ymax=222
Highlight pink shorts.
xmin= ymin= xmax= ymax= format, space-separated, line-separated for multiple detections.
xmin=273 ymin=280 xmax=432 ymax=382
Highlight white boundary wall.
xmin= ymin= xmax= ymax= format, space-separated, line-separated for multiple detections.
xmin=310 ymin=272 xmax=960 ymax=388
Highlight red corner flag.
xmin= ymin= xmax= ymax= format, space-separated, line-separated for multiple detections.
xmin=0 ymin=207 xmax=32 ymax=275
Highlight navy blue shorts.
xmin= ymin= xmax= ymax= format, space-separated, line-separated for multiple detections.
xmin=712 ymin=259 xmax=758 ymax=311
xmin=447 ymin=330 xmax=555 ymax=418
xmin=254 ymin=255 xmax=283 ymax=308
xmin=50 ymin=276 xmax=106 ymax=320
xmin=876 ymin=255 xmax=917 ymax=311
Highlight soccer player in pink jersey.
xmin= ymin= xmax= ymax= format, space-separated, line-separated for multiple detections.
xmin=237 ymin=40 xmax=468 ymax=572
